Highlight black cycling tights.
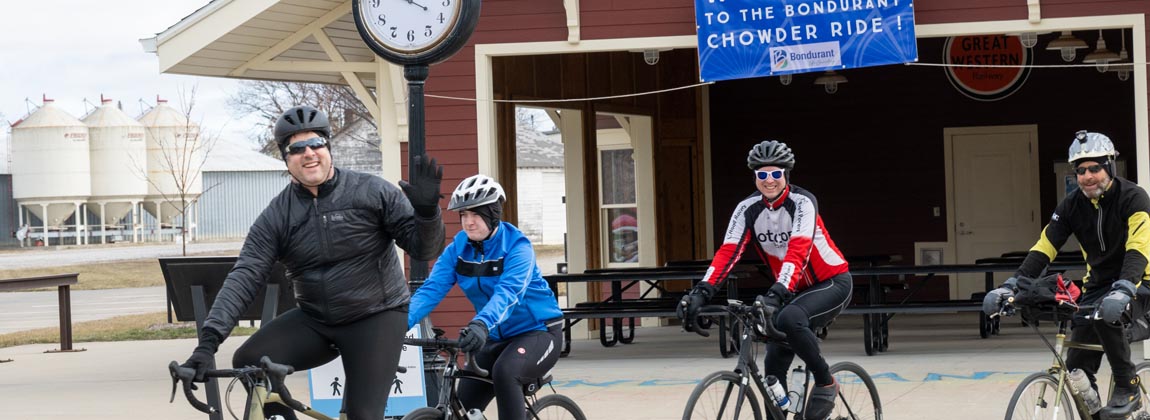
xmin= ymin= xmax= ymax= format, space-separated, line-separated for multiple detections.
xmin=231 ymin=307 xmax=407 ymax=420
xmin=764 ymin=273 xmax=852 ymax=387
xmin=1066 ymin=284 xmax=1150 ymax=389
xmin=458 ymin=321 xmax=563 ymax=420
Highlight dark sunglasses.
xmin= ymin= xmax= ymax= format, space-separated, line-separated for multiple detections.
xmin=755 ymin=169 xmax=785 ymax=180
xmin=1074 ymin=164 xmax=1104 ymax=175
xmin=285 ymin=137 xmax=328 ymax=156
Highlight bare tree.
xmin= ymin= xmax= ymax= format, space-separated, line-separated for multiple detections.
xmin=227 ymin=81 xmax=373 ymax=156
xmin=132 ymin=86 xmax=220 ymax=256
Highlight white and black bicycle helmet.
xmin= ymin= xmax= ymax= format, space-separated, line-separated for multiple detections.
xmin=746 ymin=140 xmax=795 ymax=171
xmin=1068 ymin=130 xmax=1118 ymax=176
xmin=448 ymin=175 xmax=506 ymax=211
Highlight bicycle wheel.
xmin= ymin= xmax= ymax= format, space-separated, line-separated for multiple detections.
xmin=1005 ymin=372 xmax=1075 ymax=420
xmin=683 ymin=371 xmax=763 ymax=420
xmin=528 ymin=394 xmax=588 ymax=420
xmin=402 ymin=407 xmax=445 ymax=420
xmin=1132 ymin=362 xmax=1150 ymax=420
xmin=827 ymin=361 xmax=882 ymax=420
xmin=863 ymin=314 xmax=876 ymax=356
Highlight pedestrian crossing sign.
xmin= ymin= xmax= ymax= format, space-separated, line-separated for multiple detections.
xmin=307 ymin=325 xmax=427 ymax=417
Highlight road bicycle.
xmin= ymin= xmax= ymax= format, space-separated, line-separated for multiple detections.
xmin=682 ymin=300 xmax=882 ymax=420
xmin=998 ymin=299 xmax=1150 ymax=420
xmin=402 ymin=335 xmax=587 ymax=420
xmin=170 ymin=355 xmax=375 ymax=420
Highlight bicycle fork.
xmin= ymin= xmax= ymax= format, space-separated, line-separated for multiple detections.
xmin=718 ymin=375 xmax=754 ymax=419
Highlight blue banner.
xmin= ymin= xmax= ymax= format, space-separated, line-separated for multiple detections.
xmin=695 ymin=0 xmax=918 ymax=82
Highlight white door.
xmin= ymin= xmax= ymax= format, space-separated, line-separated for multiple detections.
xmin=948 ymin=125 xmax=1040 ymax=300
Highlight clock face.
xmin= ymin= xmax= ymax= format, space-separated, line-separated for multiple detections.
xmin=359 ymin=0 xmax=462 ymax=54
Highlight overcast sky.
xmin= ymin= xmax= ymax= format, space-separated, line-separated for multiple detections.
xmin=1 ymin=0 xmax=259 ymax=148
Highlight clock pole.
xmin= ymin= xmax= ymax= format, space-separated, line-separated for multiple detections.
xmin=405 ymin=63 xmax=431 ymax=282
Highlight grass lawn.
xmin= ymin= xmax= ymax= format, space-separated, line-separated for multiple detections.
xmin=0 ymin=311 xmax=255 ymax=349
xmin=0 ymin=249 xmax=240 ymax=291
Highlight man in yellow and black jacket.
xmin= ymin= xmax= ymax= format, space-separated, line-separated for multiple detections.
xmin=984 ymin=130 xmax=1150 ymax=420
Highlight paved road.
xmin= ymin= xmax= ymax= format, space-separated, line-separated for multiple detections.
xmin=0 ymin=241 xmax=242 ymax=333
xmin=1 ymin=312 xmax=1139 ymax=420
xmin=0 ymin=287 xmax=168 ymax=334
xmin=0 ymin=241 xmax=243 ymax=270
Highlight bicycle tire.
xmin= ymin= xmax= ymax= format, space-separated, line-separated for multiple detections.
xmin=401 ymin=407 xmax=446 ymax=420
xmin=1132 ymin=362 xmax=1150 ymax=420
xmin=528 ymin=393 xmax=588 ymax=420
xmin=863 ymin=314 xmax=876 ymax=356
xmin=1004 ymin=372 xmax=1075 ymax=420
xmin=826 ymin=361 xmax=883 ymax=420
xmin=682 ymin=370 xmax=763 ymax=420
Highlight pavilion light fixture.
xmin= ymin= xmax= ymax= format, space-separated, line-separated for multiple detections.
xmin=1110 ymin=28 xmax=1132 ymax=81
xmin=1082 ymin=29 xmax=1120 ymax=73
xmin=629 ymin=48 xmax=672 ymax=66
xmin=813 ymin=70 xmax=847 ymax=94
xmin=1017 ymin=32 xmax=1039 ymax=48
xmin=779 ymin=74 xmax=793 ymax=86
xmin=1045 ymin=30 xmax=1089 ymax=62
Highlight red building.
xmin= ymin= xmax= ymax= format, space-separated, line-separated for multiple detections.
xmin=147 ymin=0 xmax=1150 ymax=336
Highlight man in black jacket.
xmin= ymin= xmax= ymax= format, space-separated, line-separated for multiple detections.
xmin=180 ymin=105 xmax=446 ymax=420
xmin=984 ymin=130 xmax=1150 ymax=420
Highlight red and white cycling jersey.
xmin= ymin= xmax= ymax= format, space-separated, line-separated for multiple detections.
xmin=702 ymin=185 xmax=849 ymax=293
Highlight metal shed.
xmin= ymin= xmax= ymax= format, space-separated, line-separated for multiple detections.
xmin=196 ymin=139 xmax=288 ymax=240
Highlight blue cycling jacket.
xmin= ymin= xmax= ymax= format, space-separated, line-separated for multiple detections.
xmin=408 ymin=221 xmax=563 ymax=341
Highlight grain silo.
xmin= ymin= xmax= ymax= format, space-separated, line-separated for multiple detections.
xmin=84 ymin=96 xmax=147 ymax=243
xmin=138 ymin=99 xmax=203 ymax=241
xmin=10 ymin=97 xmax=92 ymax=245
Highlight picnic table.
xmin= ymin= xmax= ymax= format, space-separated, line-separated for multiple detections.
xmin=846 ymin=258 xmax=1086 ymax=355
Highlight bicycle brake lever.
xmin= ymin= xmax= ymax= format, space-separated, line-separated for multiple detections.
xmin=464 ymin=351 xmax=490 ymax=377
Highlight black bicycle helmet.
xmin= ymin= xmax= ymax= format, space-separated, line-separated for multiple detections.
xmin=448 ymin=175 xmax=506 ymax=211
xmin=746 ymin=140 xmax=795 ymax=171
xmin=274 ymin=105 xmax=332 ymax=148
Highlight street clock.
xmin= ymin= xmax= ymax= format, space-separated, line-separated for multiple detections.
xmin=353 ymin=0 xmax=481 ymax=66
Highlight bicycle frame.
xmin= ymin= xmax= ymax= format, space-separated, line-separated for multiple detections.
xmin=245 ymin=382 xmax=339 ymax=420
xmin=707 ymin=304 xmax=808 ymax=420
xmin=1034 ymin=318 xmax=1114 ymax=420
xmin=427 ymin=353 xmax=492 ymax=419
xmin=411 ymin=337 xmax=558 ymax=420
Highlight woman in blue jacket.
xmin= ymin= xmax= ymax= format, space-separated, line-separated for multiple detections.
xmin=408 ymin=174 xmax=564 ymax=420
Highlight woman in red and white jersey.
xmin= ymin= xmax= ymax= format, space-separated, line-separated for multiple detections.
xmin=677 ymin=140 xmax=852 ymax=420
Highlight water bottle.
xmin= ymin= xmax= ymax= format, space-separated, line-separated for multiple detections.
xmin=466 ymin=408 xmax=487 ymax=420
xmin=788 ymin=366 xmax=807 ymax=413
xmin=765 ymin=375 xmax=791 ymax=411
xmin=1067 ymin=369 xmax=1102 ymax=414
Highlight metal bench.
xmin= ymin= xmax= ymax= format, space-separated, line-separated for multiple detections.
xmin=0 ymin=273 xmax=85 ymax=361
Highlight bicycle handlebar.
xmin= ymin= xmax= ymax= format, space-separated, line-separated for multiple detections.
xmin=168 ymin=361 xmax=216 ymax=414
xmin=168 ymin=357 xmax=336 ymax=415
xmin=404 ymin=337 xmax=489 ymax=377
xmin=691 ymin=301 xmax=788 ymax=342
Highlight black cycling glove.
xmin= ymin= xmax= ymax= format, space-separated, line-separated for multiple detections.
xmin=399 ymin=155 xmax=444 ymax=218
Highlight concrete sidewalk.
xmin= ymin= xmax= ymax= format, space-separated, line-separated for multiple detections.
xmin=0 ymin=312 xmax=1136 ymax=419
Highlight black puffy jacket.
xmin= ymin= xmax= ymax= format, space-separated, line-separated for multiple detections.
xmin=203 ymin=168 xmax=445 ymax=341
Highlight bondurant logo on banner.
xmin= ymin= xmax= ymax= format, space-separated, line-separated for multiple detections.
xmin=769 ymin=41 xmax=842 ymax=72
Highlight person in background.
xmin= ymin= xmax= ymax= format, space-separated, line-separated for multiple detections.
xmin=677 ymin=139 xmax=852 ymax=420
xmin=408 ymin=174 xmax=564 ymax=420
xmin=984 ymin=130 xmax=1150 ymax=420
